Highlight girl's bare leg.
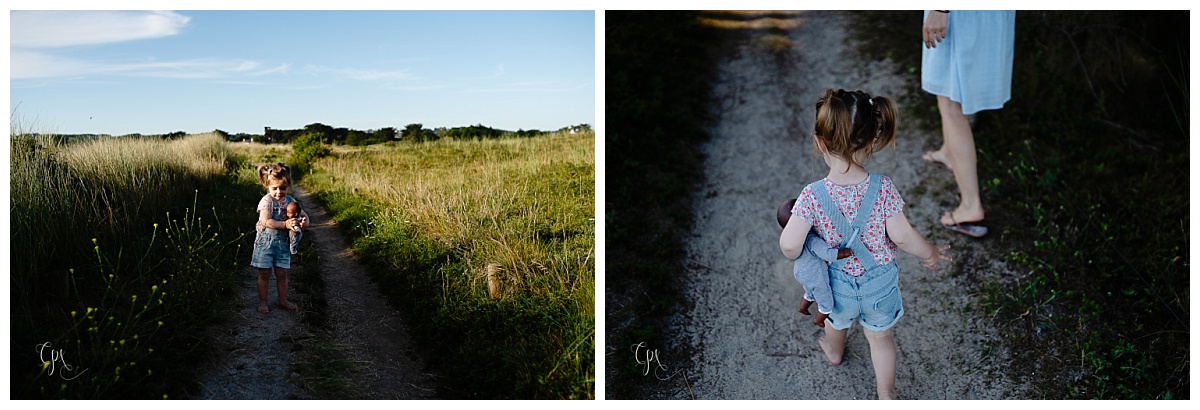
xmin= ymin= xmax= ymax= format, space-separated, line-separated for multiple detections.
xmin=818 ymin=321 xmax=847 ymax=365
xmin=275 ymin=268 xmax=297 ymax=310
xmin=257 ymin=268 xmax=272 ymax=313
xmin=863 ymin=328 xmax=898 ymax=399
xmin=936 ymin=96 xmax=985 ymax=225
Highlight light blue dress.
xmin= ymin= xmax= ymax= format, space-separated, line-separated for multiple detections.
xmin=921 ymin=10 xmax=1016 ymax=115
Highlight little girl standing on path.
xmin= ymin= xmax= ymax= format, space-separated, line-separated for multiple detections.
xmin=779 ymin=88 xmax=951 ymax=399
xmin=252 ymin=163 xmax=309 ymax=314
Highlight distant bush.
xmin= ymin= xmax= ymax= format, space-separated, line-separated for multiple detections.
xmin=290 ymin=132 xmax=331 ymax=177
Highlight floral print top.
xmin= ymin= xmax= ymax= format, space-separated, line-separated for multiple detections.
xmin=792 ymin=175 xmax=904 ymax=276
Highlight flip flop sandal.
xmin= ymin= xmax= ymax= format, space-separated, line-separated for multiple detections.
xmin=945 ymin=223 xmax=988 ymax=238
xmin=943 ymin=212 xmax=987 ymax=238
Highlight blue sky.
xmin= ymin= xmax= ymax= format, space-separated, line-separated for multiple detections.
xmin=8 ymin=10 xmax=595 ymax=135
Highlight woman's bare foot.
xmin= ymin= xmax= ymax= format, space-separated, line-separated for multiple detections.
xmin=878 ymin=389 xmax=898 ymax=400
xmin=258 ymin=303 xmax=270 ymax=314
xmin=817 ymin=336 xmax=843 ymax=365
xmin=921 ymin=150 xmax=952 ymax=171
xmin=279 ymin=301 xmax=298 ymax=310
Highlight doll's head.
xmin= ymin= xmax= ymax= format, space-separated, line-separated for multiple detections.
xmin=286 ymin=201 xmax=302 ymax=219
xmin=812 ymin=88 xmax=897 ymax=171
xmin=778 ymin=198 xmax=796 ymax=229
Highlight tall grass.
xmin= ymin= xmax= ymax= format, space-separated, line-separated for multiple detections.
xmin=10 ymin=132 xmax=255 ymax=398
xmin=11 ymin=133 xmax=232 ymax=295
xmin=295 ymin=132 xmax=594 ymax=398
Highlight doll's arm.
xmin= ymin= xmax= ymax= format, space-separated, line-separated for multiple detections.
xmin=804 ymin=231 xmax=840 ymax=262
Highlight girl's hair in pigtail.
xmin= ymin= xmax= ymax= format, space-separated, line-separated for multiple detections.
xmin=256 ymin=164 xmax=270 ymax=186
xmin=813 ymin=88 xmax=898 ymax=171
xmin=872 ymin=95 xmax=897 ymax=152
xmin=257 ymin=162 xmax=294 ymax=187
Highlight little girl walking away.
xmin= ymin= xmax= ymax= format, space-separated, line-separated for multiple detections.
xmin=252 ymin=163 xmax=310 ymax=314
xmin=779 ymin=89 xmax=951 ymax=399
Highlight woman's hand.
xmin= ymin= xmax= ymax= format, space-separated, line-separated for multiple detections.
xmin=920 ymin=244 xmax=953 ymax=270
xmin=923 ymin=11 xmax=949 ymax=49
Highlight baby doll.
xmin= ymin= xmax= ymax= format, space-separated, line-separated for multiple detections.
xmin=778 ymin=198 xmax=853 ymax=321
xmin=286 ymin=201 xmax=306 ymax=257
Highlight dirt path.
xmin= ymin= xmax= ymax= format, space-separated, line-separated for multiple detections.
xmin=195 ymin=187 xmax=436 ymax=399
xmin=656 ymin=11 xmax=1028 ymax=399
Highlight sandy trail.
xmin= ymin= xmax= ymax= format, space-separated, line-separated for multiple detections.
xmin=655 ymin=11 xmax=1027 ymax=399
xmin=196 ymin=186 xmax=436 ymax=399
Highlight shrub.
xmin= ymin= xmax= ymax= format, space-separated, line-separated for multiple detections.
xmin=289 ymin=132 xmax=331 ymax=177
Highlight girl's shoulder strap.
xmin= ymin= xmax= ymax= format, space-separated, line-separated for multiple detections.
xmin=810 ymin=178 xmax=850 ymax=229
xmin=805 ymin=178 xmax=828 ymax=196
xmin=848 ymin=174 xmax=882 ymax=229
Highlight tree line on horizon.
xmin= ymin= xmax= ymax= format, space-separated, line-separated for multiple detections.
xmin=42 ymin=122 xmax=592 ymax=146
xmin=241 ymin=122 xmax=592 ymax=146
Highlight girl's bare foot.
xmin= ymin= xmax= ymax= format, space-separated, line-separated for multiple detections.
xmin=817 ymin=336 xmax=843 ymax=365
xmin=279 ymin=301 xmax=298 ymax=310
xmin=878 ymin=389 xmax=898 ymax=400
xmin=258 ymin=303 xmax=270 ymax=314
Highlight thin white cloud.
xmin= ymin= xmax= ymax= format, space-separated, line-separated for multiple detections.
xmin=10 ymin=51 xmax=291 ymax=80
xmin=9 ymin=11 xmax=290 ymax=81
xmin=301 ymin=65 xmax=414 ymax=82
xmin=470 ymin=80 xmax=593 ymax=93
xmin=281 ymin=84 xmax=331 ymax=90
xmin=388 ymin=85 xmax=448 ymax=91
xmin=11 ymin=11 xmax=190 ymax=48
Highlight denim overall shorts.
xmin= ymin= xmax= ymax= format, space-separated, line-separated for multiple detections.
xmin=251 ymin=196 xmax=294 ymax=270
xmin=813 ymin=173 xmax=904 ymax=332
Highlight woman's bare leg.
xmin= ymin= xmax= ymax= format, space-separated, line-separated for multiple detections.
xmin=936 ymin=96 xmax=985 ymax=225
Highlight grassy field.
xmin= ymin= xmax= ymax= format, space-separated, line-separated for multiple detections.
xmin=291 ymin=131 xmax=595 ymax=399
xmin=10 ymin=132 xmax=264 ymax=398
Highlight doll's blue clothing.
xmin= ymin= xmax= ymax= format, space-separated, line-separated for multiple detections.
xmin=795 ymin=230 xmax=856 ymax=314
